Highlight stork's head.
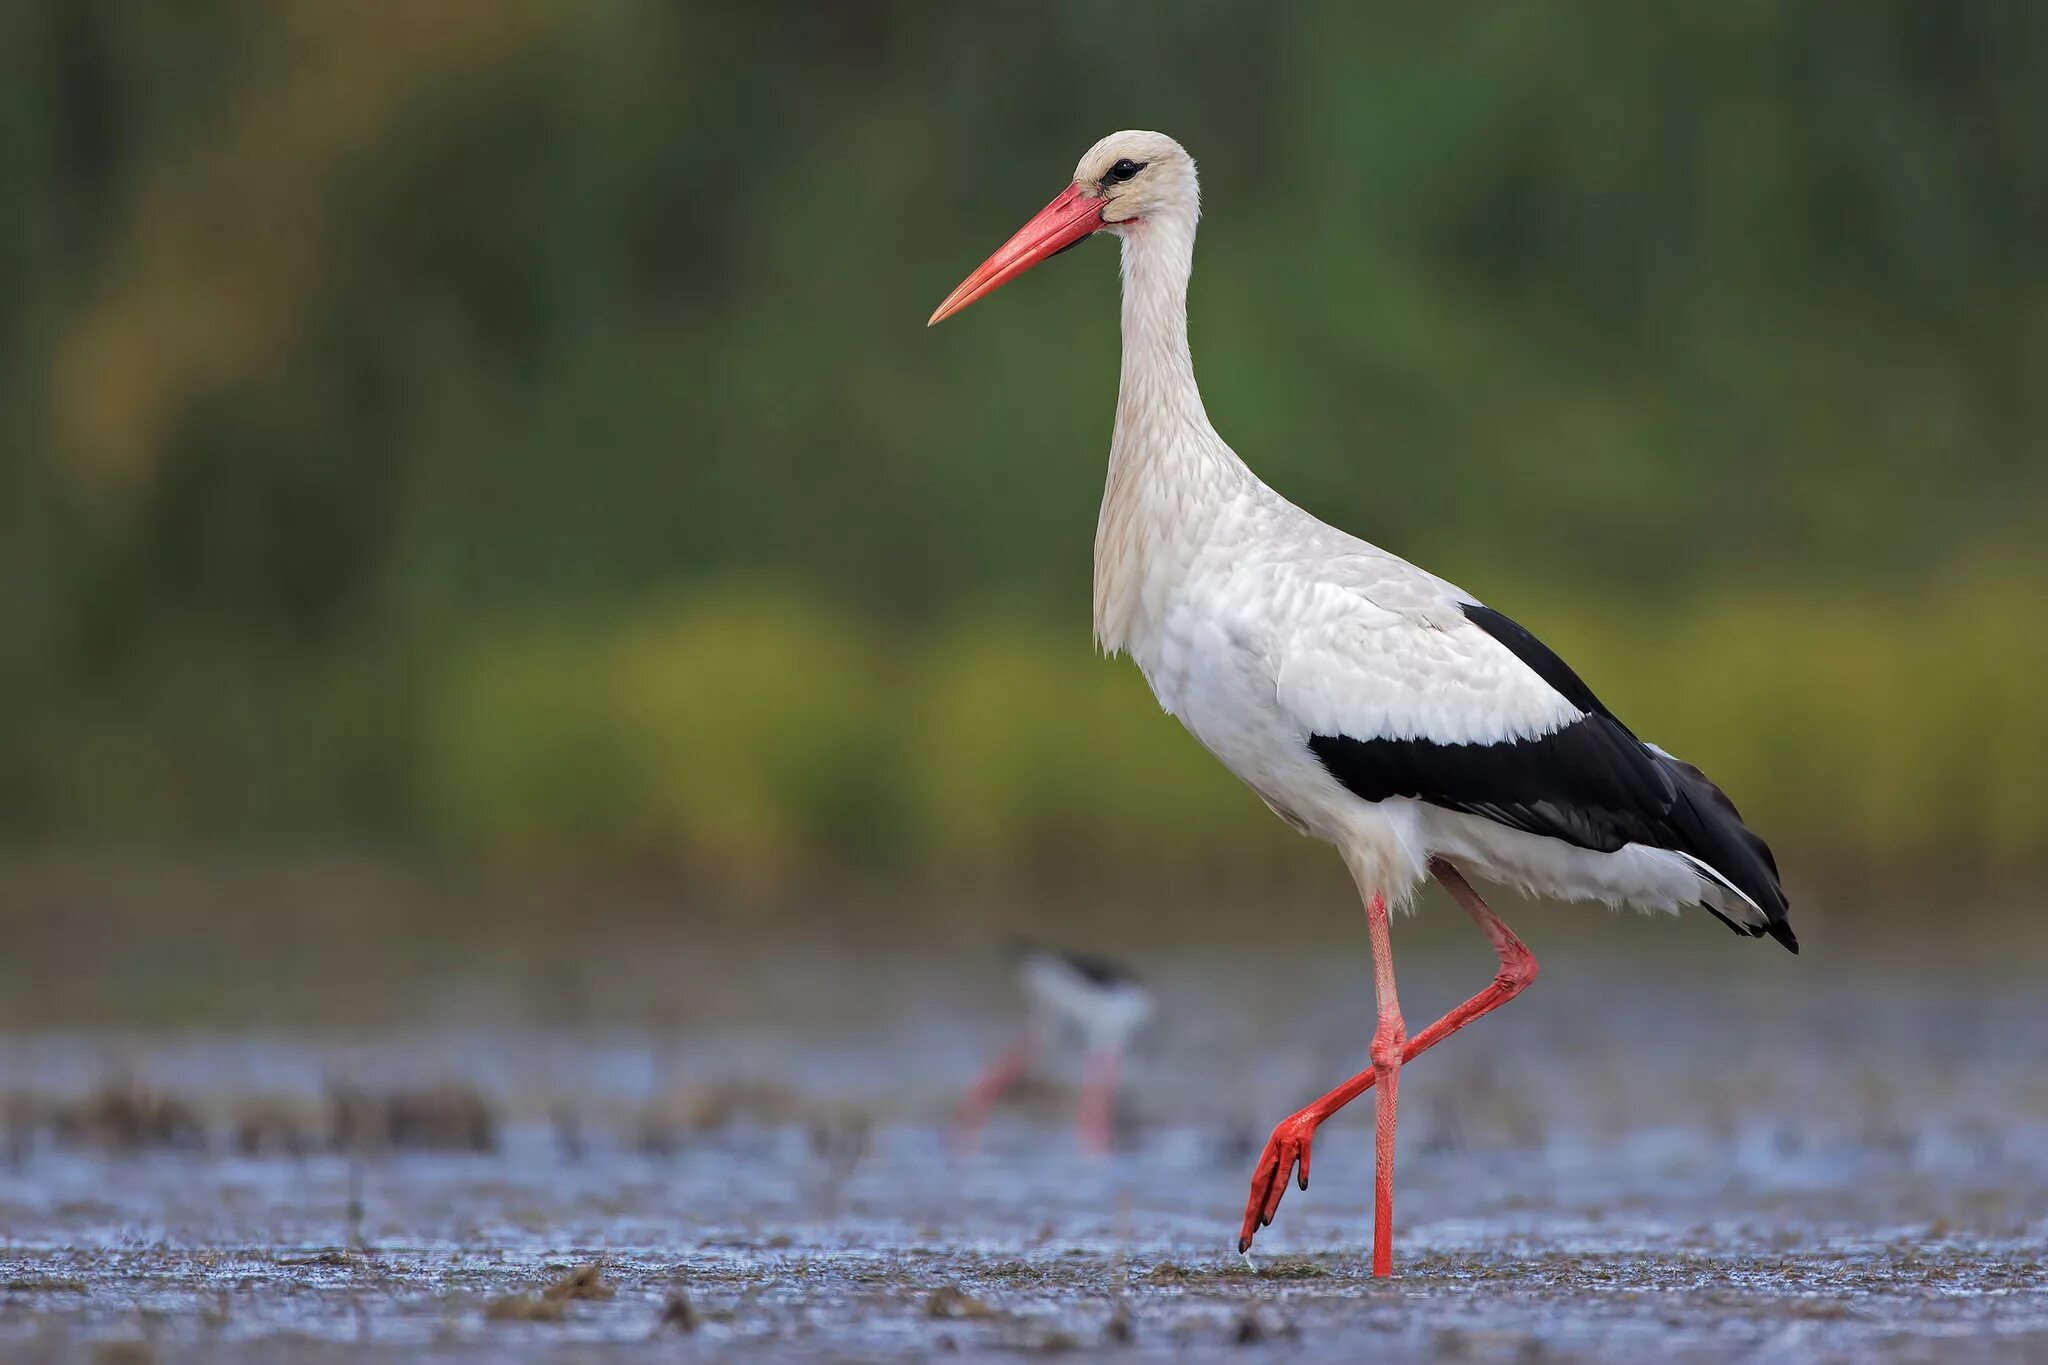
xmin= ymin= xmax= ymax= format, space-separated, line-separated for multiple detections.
xmin=928 ymin=130 xmax=1198 ymax=326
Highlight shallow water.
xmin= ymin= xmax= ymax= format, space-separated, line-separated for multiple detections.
xmin=0 ymin=935 xmax=2044 ymax=1361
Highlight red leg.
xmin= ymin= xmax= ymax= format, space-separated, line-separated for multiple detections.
xmin=1239 ymin=859 xmax=1537 ymax=1256
xmin=952 ymin=1037 xmax=1039 ymax=1152
xmin=1075 ymin=1045 xmax=1121 ymax=1156
xmin=1363 ymin=888 xmax=1404 ymax=1276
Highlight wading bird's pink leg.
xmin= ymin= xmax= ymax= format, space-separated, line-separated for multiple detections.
xmin=1238 ymin=859 xmax=1538 ymax=1258
xmin=952 ymin=1037 xmax=1039 ymax=1152
xmin=1364 ymin=888 xmax=1404 ymax=1276
xmin=1075 ymin=1046 xmax=1121 ymax=1156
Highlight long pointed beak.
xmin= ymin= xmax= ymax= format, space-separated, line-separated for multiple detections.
xmin=928 ymin=183 xmax=1104 ymax=326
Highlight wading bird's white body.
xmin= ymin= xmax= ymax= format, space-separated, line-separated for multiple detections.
xmin=931 ymin=130 xmax=1793 ymax=1277
xmin=953 ymin=945 xmax=1153 ymax=1156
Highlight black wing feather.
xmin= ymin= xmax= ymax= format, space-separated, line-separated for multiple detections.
xmin=1307 ymin=604 xmax=1796 ymax=953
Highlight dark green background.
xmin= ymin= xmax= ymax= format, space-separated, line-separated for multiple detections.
xmin=4 ymin=2 xmax=2042 ymax=888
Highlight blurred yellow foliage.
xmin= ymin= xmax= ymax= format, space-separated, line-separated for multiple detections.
xmin=426 ymin=585 xmax=886 ymax=891
xmin=419 ymin=574 xmax=2048 ymax=889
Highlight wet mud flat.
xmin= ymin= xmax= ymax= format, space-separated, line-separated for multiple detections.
xmin=0 ymin=1105 xmax=2043 ymax=1361
xmin=0 ymin=934 xmax=2044 ymax=1360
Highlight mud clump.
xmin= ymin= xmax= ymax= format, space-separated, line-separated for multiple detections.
xmin=660 ymin=1290 xmax=698 ymax=1333
xmin=1231 ymin=1309 xmax=1299 ymax=1346
xmin=1257 ymin=1258 xmax=1335 ymax=1280
xmin=542 ymin=1262 xmax=613 ymax=1302
xmin=4 ymin=1276 xmax=89 ymax=1292
xmin=484 ymin=1292 xmax=568 ymax=1323
xmin=483 ymin=1262 xmax=611 ymax=1323
xmin=925 ymin=1284 xmax=998 ymax=1320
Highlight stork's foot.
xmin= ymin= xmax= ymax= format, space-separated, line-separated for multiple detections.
xmin=1237 ymin=1108 xmax=1323 ymax=1253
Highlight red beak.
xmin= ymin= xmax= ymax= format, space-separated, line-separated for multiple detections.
xmin=927 ymin=183 xmax=1105 ymax=326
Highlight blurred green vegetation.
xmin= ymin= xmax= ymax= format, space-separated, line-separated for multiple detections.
xmin=415 ymin=570 xmax=2048 ymax=889
xmin=2 ymin=2 xmax=2043 ymax=885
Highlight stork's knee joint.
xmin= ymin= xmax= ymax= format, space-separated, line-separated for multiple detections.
xmin=1369 ymin=1021 xmax=1406 ymax=1070
xmin=1496 ymin=947 xmax=1538 ymax=995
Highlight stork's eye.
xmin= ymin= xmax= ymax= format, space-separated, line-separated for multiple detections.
xmin=1104 ymin=158 xmax=1146 ymax=185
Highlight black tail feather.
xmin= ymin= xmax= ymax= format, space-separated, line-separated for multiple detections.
xmin=1659 ymin=756 xmax=1797 ymax=954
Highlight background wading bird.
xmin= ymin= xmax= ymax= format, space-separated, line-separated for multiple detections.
xmin=928 ymin=130 xmax=1794 ymax=1278
xmin=953 ymin=943 xmax=1153 ymax=1155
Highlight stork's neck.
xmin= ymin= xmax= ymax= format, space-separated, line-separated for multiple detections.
xmin=1094 ymin=209 xmax=1250 ymax=656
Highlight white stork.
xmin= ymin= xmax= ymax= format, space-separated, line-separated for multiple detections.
xmin=928 ymin=131 xmax=1795 ymax=1278
xmin=953 ymin=943 xmax=1153 ymax=1155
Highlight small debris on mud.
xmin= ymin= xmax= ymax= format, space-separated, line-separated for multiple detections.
xmin=481 ymin=1261 xmax=610 ymax=1322
xmin=659 ymin=1290 xmax=698 ymax=1333
xmin=1433 ymin=1326 xmax=1541 ymax=1360
xmin=541 ymin=1262 xmax=612 ymax=1302
xmin=1256 ymin=1257 xmax=1336 ymax=1280
xmin=483 ymin=1292 xmax=568 ymax=1324
xmin=926 ymin=1284 xmax=999 ymax=1319
xmin=1022 ymin=1324 xmax=1082 ymax=1351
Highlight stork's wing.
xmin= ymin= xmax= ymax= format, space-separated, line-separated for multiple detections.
xmin=1270 ymin=585 xmax=1579 ymax=745
xmin=1275 ymin=585 xmax=1794 ymax=951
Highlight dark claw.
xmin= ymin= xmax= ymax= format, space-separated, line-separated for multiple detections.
xmin=1237 ymin=1236 xmax=1250 ymax=1255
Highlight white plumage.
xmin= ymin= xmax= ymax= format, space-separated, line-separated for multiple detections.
xmin=931 ymin=128 xmax=1792 ymax=1276
xmin=953 ymin=945 xmax=1152 ymax=1156
xmin=1053 ymin=130 xmax=1785 ymax=937
xmin=1017 ymin=948 xmax=1153 ymax=1053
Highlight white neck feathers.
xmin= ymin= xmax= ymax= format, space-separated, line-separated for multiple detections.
xmin=1092 ymin=209 xmax=1249 ymax=655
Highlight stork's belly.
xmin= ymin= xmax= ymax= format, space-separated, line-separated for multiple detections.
xmin=1415 ymin=806 xmax=1727 ymax=915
